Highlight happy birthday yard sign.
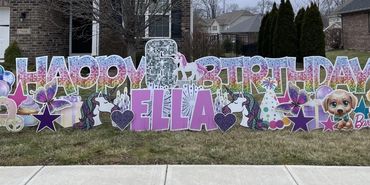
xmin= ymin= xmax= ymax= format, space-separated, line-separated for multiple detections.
xmin=1 ymin=39 xmax=370 ymax=133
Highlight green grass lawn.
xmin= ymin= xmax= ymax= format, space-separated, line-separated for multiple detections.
xmin=1 ymin=50 xmax=370 ymax=166
xmin=326 ymin=50 xmax=370 ymax=65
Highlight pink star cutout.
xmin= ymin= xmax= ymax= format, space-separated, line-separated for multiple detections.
xmin=277 ymin=91 xmax=290 ymax=104
xmin=321 ymin=117 xmax=336 ymax=132
xmin=8 ymin=82 xmax=27 ymax=107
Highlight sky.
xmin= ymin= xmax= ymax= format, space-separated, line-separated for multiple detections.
xmin=232 ymin=0 xmax=307 ymax=11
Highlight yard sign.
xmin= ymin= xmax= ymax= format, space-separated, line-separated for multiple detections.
xmin=0 ymin=39 xmax=369 ymax=133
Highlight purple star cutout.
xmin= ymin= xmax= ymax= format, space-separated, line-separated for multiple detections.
xmin=321 ymin=117 xmax=336 ymax=132
xmin=34 ymin=106 xmax=60 ymax=132
xmin=8 ymin=82 xmax=27 ymax=107
xmin=288 ymin=108 xmax=313 ymax=132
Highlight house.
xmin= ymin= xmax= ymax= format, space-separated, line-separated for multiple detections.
xmin=205 ymin=10 xmax=261 ymax=55
xmin=337 ymin=0 xmax=370 ymax=51
xmin=0 ymin=0 xmax=192 ymax=62
xmin=221 ymin=15 xmax=262 ymax=45
xmin=207 ymin=10 xmax=254 ymax=35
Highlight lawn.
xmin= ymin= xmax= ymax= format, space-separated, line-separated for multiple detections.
xmin=326 ymin=49 xmax=370 ymax=65
xmin=1 ymin=50 xmax=370 ymax=166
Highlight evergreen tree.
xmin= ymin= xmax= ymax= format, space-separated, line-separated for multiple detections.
xmin=263 ymin=3 xmax=278 ymax=57
xmin=4 ymin=41 xmax=21 ymax=72
xmin=295 ymin=8 xmax=306 ymax=62
xmin=258 ymin=13 xmax=268 ymax=56
xmin=300 ymin=3 xmax=326 ymax=57
xmin=273 ymin=0 xmax=297 ymax=58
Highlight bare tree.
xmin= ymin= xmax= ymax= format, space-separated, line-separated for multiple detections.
xmin=299 ymin=0 xmax=346 ymax=15
xmin=44 ymin=0 xmax=181 ymax=62
xmin=256 ymin=0 xmax=274 ymax=15
xmin=194 ymin=0 xmax=220 ymax=19
xmin=225 ymin=3 xmax=240 ymax=13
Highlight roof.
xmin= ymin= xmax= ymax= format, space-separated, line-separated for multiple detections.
xmin=215 ymin=10 xmax=254 ymax=25
xmin=203 ymin=19 xmax=213 ymax=26
xmin=322 ymin=16 xmax=329 ymax=28
xmin=337 ymin=0 xmax=370 ymax=14
xmin=222 ymin=15 xmax=262 ymax=33
xmin=324 ymin=22 xmax=342 ymax=32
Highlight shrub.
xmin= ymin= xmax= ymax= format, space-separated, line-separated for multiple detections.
xmin=325 ymin=28 xmax=341 ymax=50
xmin=258 ymin=13 xmax=268 ymax=55
xmin=265 ymin=3 xmax=278 ymax=57
xmin=273 ymin=0 xmax=297 ymax=57
xmin=295 ymin=8 xmax=306 ymax=62
xmin=4 ymin=41 xmax=21 ymax=72
xmin=223 ymin=38 xmax=233 ymax=53
xmin=300 ymin=3 xmax=326 ymax=57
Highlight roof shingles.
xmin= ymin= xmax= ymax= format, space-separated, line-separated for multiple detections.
xmin=338 ymin=0 xmax=370 ymax=14
xmin=215 ymin=10 xmax=253 ymax=25
xmin=222 ymin=15 xmax=262 ymax=33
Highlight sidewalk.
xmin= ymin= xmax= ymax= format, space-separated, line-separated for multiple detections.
xmin=1 ymin=165 xmax=369 ymax=185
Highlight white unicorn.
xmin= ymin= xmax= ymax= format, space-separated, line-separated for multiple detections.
xmin=74 ymin=92 xmax=115 ymax=130
xmin=113 ymin=87 xmax=131 ymax=111
xmin=172 ymin=52 xmax=208 ymax=81
xmin=92 ymin=93 xmax=116 ymax=127
xmin=222 ymin=87 xmax=269 ymax=130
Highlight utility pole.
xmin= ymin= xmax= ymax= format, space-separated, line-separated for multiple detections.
xmin=223 ymin=0 xmax=226 ymax=13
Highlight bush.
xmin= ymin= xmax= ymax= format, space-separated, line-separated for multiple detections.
xmin=325 ymin=28 xmax=341 ymax=50
xmin=273 ymin=0 xmax=297 ymax=57
xmin=223 ymin=38 xmax=233 ymax=53
xmin=235 ymin=39 xmax=243 ymax=55
xmin=4 ymin=41 xmax=21 ymax=72
xmin=300 ymin=3 xmax=326 ymax=57
xmin=262 ymin=3 xmax=278 ymax=57
xmin=295 ymin=8 xmax=306 ymax=63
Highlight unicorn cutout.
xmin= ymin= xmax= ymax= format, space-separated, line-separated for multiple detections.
xmin=113 ymin=87 xmax=131 ymax=111
xmin=73 ymin=92 xmax=116 ymax=130
xmin=222 ymin=87 xmax=269 ymax=130
xmin=214 ymin=89 xmax=228 ymax=113
xmin=172 ymin=52 xmax=207 ymax=81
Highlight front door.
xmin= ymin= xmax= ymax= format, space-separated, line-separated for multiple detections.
xmin=0 ymin=7 xmax=10 ymax=62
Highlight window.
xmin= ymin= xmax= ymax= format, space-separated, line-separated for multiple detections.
xmin=69 ymin=0 xmax=99 ymax=55
xmin=71 ymin=17 xmax=92 ymax=54
xmin=212 ymin=26 xmax=217 ymax=31
xmin=149 ymin=16 xmax=170 ymax=37
xmin=145 ymin=0 xmax=171 ymax=38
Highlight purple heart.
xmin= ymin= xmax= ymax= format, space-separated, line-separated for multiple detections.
xmin=214 ymin=113 xmax=237 ymax=132
xmin=111 ymin=110 xmax=134 ymax=131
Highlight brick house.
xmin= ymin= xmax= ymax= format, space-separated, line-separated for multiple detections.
xmin=337 ymin=0 xmax=370 ymax=51
xmin=0 ymin=0 xmax=193 ymax=62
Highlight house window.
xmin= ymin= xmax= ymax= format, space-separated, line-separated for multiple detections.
xmin=149 ymin=15 xmax=170 ymax=37
xmin=71 ymin=17 xmax=92 ymax=54
xmin=69 ymin=0 xmax=99 ymax=55
xmin=212 ymin=26 xmax=217 ymax=31
xmin=146 ymin=0 xmax=171 ymax=38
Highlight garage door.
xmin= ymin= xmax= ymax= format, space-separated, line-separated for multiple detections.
xmin=0 ymin=7 xmax=10 ymax=62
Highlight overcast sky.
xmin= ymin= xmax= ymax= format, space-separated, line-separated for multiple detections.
xmin=232 ymin=0 xmax=307 ymax=10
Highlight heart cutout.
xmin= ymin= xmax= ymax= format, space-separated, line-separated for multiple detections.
xmin=214 ymin=113 xmax=237 ymax=132
xmin=111 ymin=110 xmax=134 ymax=131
